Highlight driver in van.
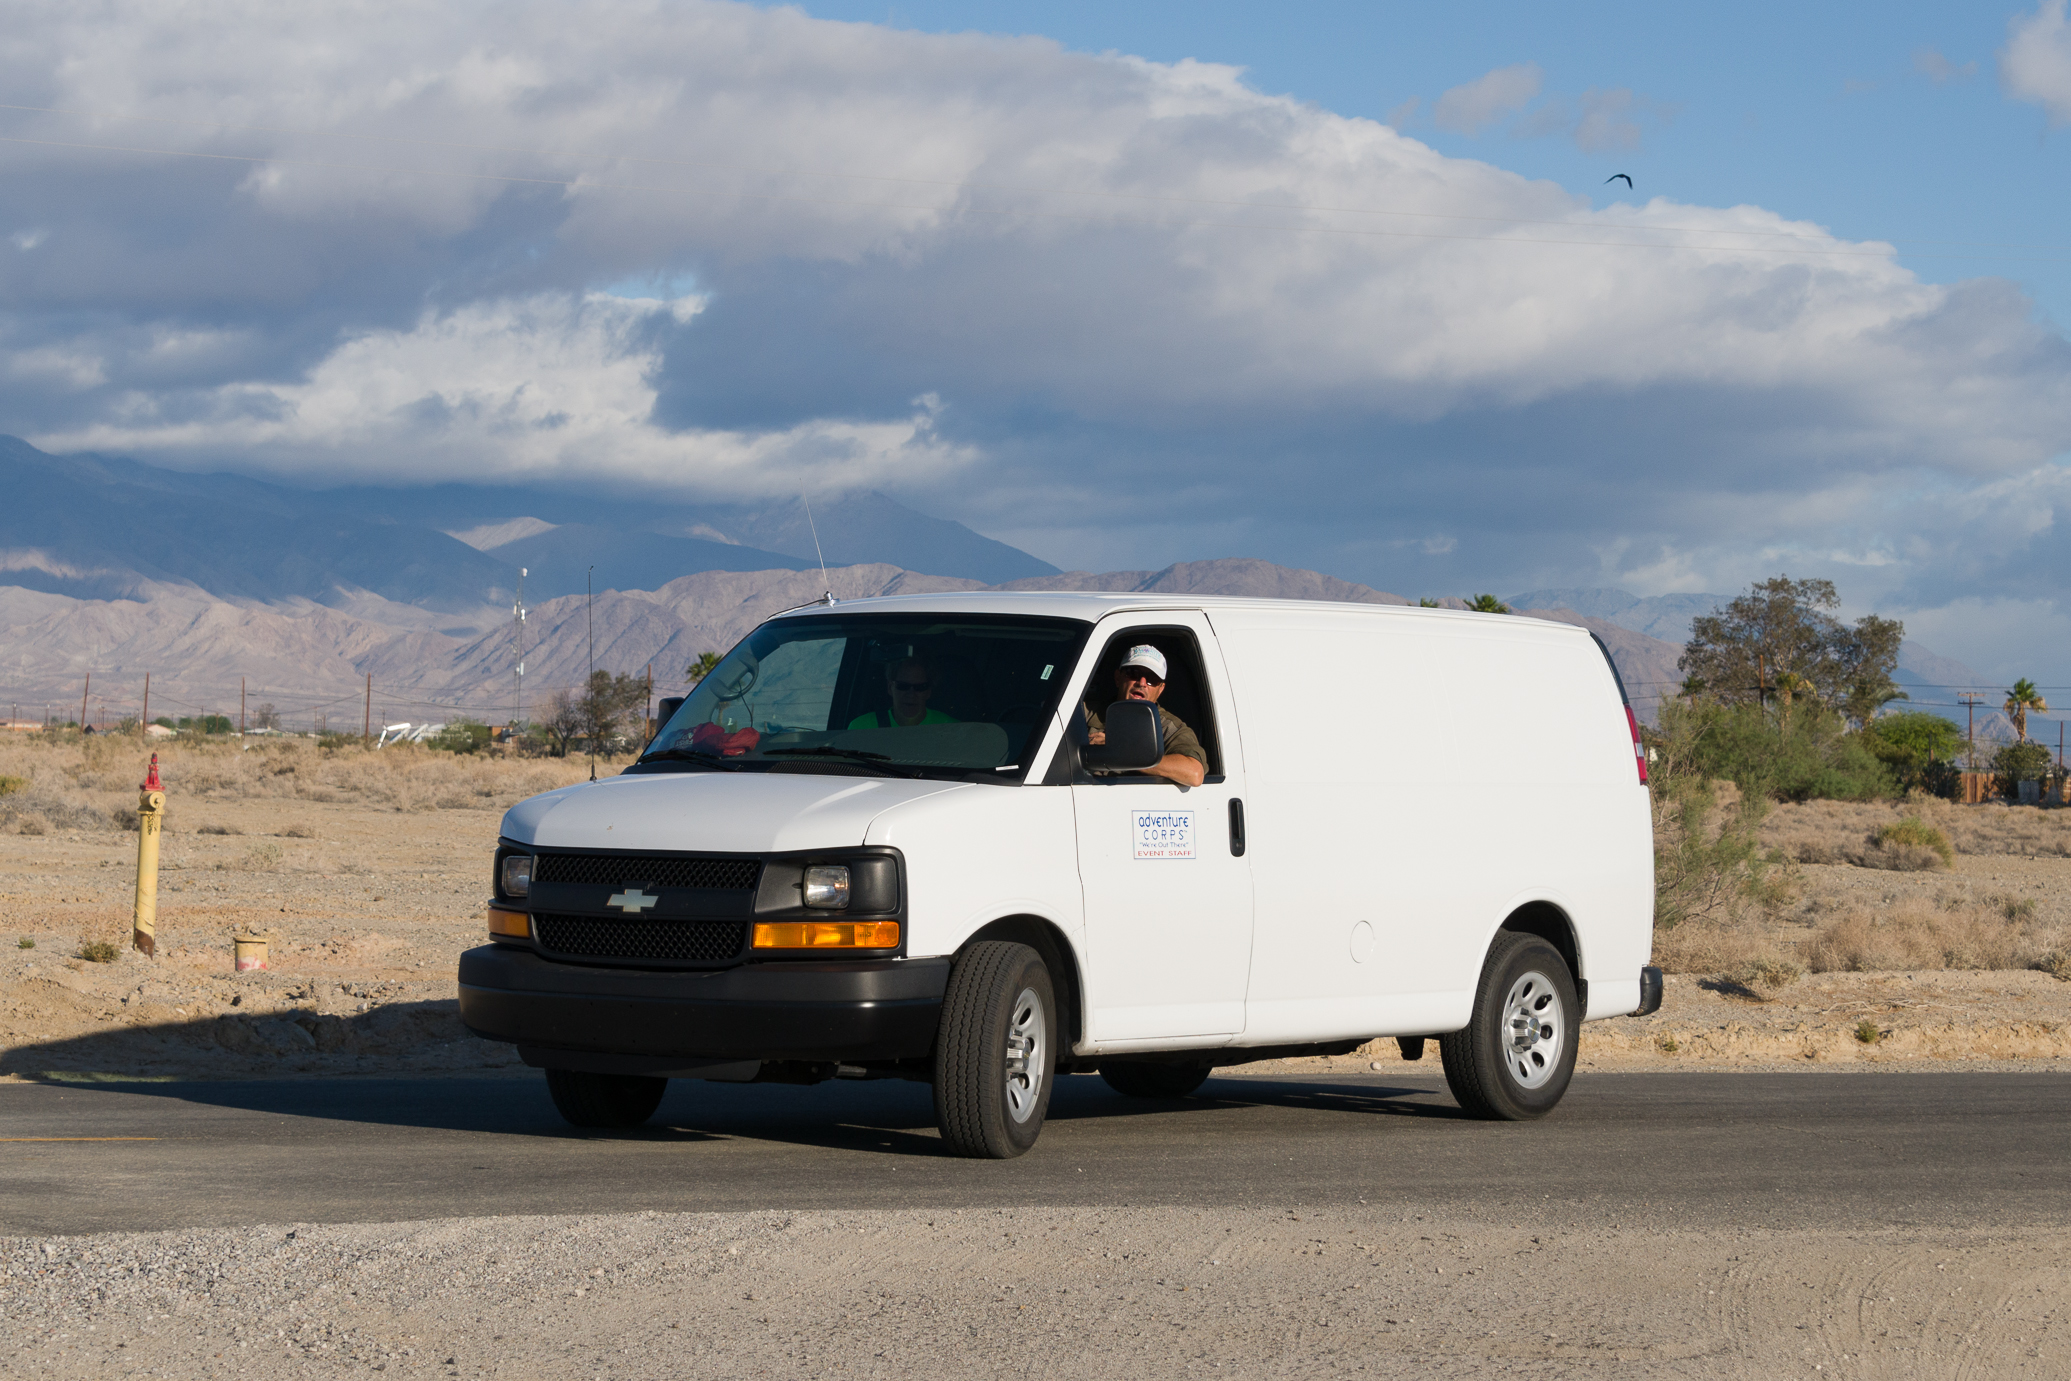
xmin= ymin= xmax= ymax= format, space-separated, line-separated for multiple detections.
xmin=1084 ymin=644 xmax=1207 ymax=788
xmin=849 ymin=656 xmax=957 ymax=729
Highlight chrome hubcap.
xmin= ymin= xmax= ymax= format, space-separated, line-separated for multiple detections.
xmin=1500 ymin=969 xmax=1564 ymax=1089
xmin=1003 ymin=986 xmax=1048 ymax=1123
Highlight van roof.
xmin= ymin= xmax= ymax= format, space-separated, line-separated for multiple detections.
xmin=768 ymin=588 xmax=1592 ymax=636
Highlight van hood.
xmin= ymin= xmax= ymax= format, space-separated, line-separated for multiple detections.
xmin=499 ymin=771 xmax=971 ymax=854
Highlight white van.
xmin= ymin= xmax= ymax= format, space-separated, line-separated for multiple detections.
xmin=459 ymin=592 xmax=1659 ymax=1158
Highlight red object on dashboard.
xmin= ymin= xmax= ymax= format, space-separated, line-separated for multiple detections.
xmin=690 ymin=722 xmax=761 ymax=756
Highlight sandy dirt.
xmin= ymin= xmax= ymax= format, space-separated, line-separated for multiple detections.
xmin=3 ymin=741 xmax=2071 ymax=1082
xmin=5 ymin=1205 xmax=2067 ymax=1379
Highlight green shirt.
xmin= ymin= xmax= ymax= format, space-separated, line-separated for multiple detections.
xmin=848 ymin=708 xmax=957 ymax=729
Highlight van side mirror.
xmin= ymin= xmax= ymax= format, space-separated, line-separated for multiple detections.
xmin=651 ymin=698 xmax=685 ymax=746
xmin=1081 ymin=701 xmax=1163 ymax=771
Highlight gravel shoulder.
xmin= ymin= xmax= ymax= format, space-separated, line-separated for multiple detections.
xmin=7 ymin=1205 xmax=2066 ymax=1379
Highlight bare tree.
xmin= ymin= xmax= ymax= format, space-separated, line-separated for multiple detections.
xmin=539 ymin=687 xmax=583 ymax=758
xmin=581 ymin=670 xmax=650 ymax=751
xmin=252 ymin=702 xmax=281 ymax=730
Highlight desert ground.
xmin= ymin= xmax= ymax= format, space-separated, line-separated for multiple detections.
xmin=2 ymin=735 xmax=2069 ymax=1080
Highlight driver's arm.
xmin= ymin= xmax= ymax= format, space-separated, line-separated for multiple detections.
xmin=1144 ymin=752 xmax=1206 ymax=788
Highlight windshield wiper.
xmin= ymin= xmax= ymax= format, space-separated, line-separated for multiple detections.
xmin=636 ymin=747 xmax=741 ymax=770
xmin=763 ymin=746 xmax=919 ymax=776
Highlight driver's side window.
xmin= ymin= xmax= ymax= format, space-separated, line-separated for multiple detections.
xmin=1077 ymin=627 xmax=1222 ymax=777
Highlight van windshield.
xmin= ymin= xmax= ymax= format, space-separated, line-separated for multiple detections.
xmin=634 ymin=613 xmax=1091 ymax=780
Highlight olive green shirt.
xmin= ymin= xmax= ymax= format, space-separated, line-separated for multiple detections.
xmin=1083 ymin=702 xmax=1208 ymax=769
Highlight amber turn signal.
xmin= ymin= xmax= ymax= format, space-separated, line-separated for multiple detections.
xmin=752 ymin=920 xmax=899 ymax=949
xmin=487 ymin=905 xmax=531 ymax=939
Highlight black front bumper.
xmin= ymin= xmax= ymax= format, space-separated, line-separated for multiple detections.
xmin=457 ymin=945 xmax=950 ymax=1066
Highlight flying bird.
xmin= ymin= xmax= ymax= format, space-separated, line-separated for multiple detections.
xmin=1605 ymin=173 xmax=1633 ymax=188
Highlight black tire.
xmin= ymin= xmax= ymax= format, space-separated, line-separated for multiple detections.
xmin=544 ymin=1069 xmax=668 ymax=1128
xmin=1099 ymin=1062 xmax=1211 ymax=1099
xmin=1439 ymin=932 xmax=1578 ymax=1121
xmin=933 ymin=941 xmax=1056 ymax=1159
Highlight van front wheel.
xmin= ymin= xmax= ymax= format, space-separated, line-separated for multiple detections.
xmin=933 ymin=941 xmax=1056 ymax=1159
xmin=1439 ymin=932 xmax=1577 ymax=1121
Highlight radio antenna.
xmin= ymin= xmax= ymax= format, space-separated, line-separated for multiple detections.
xmin=802 ymin=493 xmax=835 ymax=606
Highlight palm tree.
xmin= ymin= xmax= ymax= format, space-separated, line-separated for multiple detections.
xmin=1465 ymin=594 xmax=1510 ymax=614
xmin=2005 ymin=678 xmax=2048 ymax=743
xmin=1774 ymin=671 xmax=1818 ymax=733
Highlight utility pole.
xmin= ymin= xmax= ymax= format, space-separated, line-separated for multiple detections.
xmin=139 ymin=672 xmax=150 ymax=736
xmin=363 ymin=672 xmax=373 ymax=746
xmin=240 ymin=677 xmax=246 ymax=735
xmin=512 ymin=566 xmax=527 ymax=735
xmin=587 ymin=565 xmax=596 ymax=782
xmin=1961 ymin=692 xmax=1983 ymax=773
xmin=80 ymin=672 xmax=89 ymax=731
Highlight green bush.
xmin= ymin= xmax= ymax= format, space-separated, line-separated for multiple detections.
xmin=79 ymin=940 xmax=119 ymax=964
xmin=1871 ymin=816 xmax=1954 ymax=866
xmin=1992 ymin=742 xmax=2053 ymax=797
xmin=1649 ymin=775 xmax=1789 ymax=931
xmin=427 ymin=718 xmax=494 ymax=754
xmin=1655 ymin=699 xmax=1895 ymax=802
xmin=0 ymin=775 xmax=24 ymax=797
xmin=1864 ymin=711 xmax=1966 ymax=786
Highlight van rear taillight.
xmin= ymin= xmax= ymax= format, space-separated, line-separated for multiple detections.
xmin=1625 ymin=705 xmax=1648 ymax=785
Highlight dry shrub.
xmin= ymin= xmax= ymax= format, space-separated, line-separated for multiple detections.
xmin=198 ymin=823 xmax=242 ymax=836
xmin=0 ymin=775 xmax=116 ymax=834
xmin=1653 ymin=918 xmax=1794 ymax=976
xmin=0 ymin=735 xmax=589 ymax=826
xmin=1727 ymin=956 xmax=1803 ymax=993
xmin=1804 ymin=897 xmax=2062 ymax=972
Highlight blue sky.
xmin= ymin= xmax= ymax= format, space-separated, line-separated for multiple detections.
xmin=4 ymin=0 xmax=2071 ymax=684
xmin=805 ymin=1 xmax=2071 ymax=318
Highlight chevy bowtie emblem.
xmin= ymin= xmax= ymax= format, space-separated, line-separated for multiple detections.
xmin=607 ymin=887 xmax=660 ymax=914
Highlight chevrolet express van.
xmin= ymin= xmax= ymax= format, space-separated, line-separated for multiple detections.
xmin=459 ymin=592 xmax=1660 ymax=1158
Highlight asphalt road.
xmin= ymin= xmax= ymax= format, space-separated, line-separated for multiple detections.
xmin=4 ymin=1069 xmax=2067 ymax=1237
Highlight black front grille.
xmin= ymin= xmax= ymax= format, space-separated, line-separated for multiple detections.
xmin=533 ymin=913 xmax=747 ymax=965
xmin=532 ymin=853 xmax=761 ymax=891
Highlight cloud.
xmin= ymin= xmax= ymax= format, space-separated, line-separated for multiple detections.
xmin=2003 ymin=0 xmax=2071 ymax=122
xmin=1913 ymin=47 xmax=1978 ymax=84
xmin=29 ymin=291 xmax=972 ymax=496
xmin=1515 ymin=87 xmax=1677 ymax=151
xmin=1431 ymin=64 xmax=1543 ymax=135
xmin=0 ymin=1 xmax=2067 ymax=674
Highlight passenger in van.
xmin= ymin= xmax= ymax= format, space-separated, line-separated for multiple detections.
xmin=848 ymin=656 xmax=958 ymax=729
xmin=1084 ymin=645 xmax=1207 ymax=788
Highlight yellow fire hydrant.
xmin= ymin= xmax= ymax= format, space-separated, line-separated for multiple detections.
xmin=133 ymin=753 xmax=164 ymax=957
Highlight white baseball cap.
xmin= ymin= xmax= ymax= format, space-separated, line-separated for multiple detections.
xmin=1119 ymin=645 xmax=1168 ymax=681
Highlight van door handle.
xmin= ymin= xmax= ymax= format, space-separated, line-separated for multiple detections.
xmin=1228 ymin=798 xmax=1246 ymax=857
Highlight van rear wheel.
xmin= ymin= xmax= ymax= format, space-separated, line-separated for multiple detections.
xmin=933 ymin=941 xmax=1056 ymax=1159
xmin=1439 ymin=932 xmax=1577 ymax=1121
xmin=544 ymin=1069 xmax=667 ymax=1128
xmin=1100 ymin=1062 xmax=1211 ymax=1099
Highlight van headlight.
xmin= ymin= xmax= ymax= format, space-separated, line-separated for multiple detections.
xmin=802 ymin=865 xmax=851 ymax=909
xmin=500 ymin=854 xmax=533 ymax=898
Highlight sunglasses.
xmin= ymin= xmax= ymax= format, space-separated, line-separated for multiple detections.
xmin=1118 ymin=668 xmax=1165 ymax=684
xmin=893 ymin=680 xmax=932 ymax=692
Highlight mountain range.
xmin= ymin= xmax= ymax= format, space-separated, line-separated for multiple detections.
xmin=1 ymin=437 xmax=2033 ymax=742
